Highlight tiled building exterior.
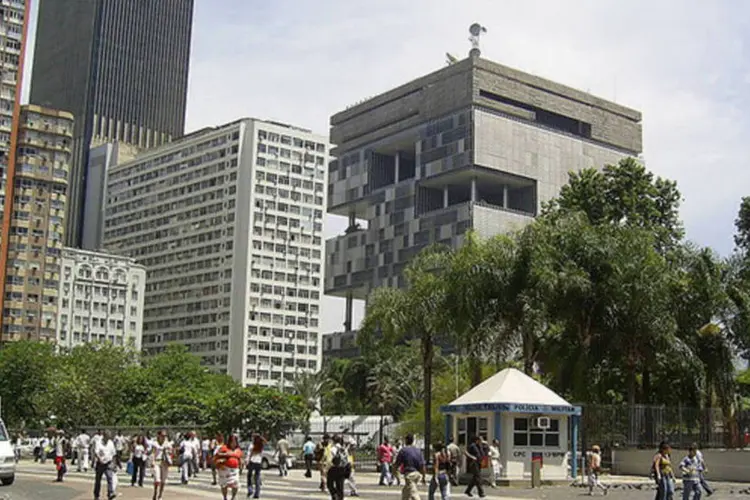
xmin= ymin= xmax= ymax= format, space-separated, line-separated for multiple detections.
xmin=324 ymin=56 xmax=642 ymax=333
xmin=101 ymin=118 xmax=327 ymax=388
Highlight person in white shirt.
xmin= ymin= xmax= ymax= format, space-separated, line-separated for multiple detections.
xmin=180 ymin=434 xmax=194 ymax=484
xmin=130 ymin=435 xmax=147 ymax=487
xmin=200 ymin=436 xmax=211 ymax=470
xmin=489 ymin=438 xmax=502 ymax=487
xmin=75 ymin=430 xmax=91 ymax=472
xmin=114 ymin=431 xmax=126 ymax=470
xmin=39 ymin=435 xmax=50 ymax=464
xmin=150 ymin=430 xmax=173 ymax=500
xmin=91 ymin=429 xmax=103 ymax=470
xmin=190 ymin=432 xmax=201 ymax=477
xmin=93 ymin=431 xmax=116 ymax=500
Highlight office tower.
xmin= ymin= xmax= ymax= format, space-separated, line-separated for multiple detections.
xmin=30 ymin=0 xmax=194 ymax=247
xmin=324 ymin=56 xmax=642 ymax=352
xmin=0 ymin=105 xmax=74 ymax=342
xmin=56 ymin=247 xmax=145 ymax=351
xmin=81 ymin=142 xmax=140 ymax=250
xmin=102 ymin=118 xmax=328 ymax=387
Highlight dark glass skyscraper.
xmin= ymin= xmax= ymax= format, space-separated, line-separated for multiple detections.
xmin=30 ymin=0 xmax=194 ymax=247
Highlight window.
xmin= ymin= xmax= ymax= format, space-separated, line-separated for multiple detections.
xmin=457 ymin=416 xmax=488 ymax=446
xmin=513 ymin=417 xmax=560 ymax=448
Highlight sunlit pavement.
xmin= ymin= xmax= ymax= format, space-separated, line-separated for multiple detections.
xmin=4 ymin=462 xmax=749 ymax=499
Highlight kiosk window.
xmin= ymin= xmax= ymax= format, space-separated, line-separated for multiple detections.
xmin=513 ymin=417 xmax=560 ymax=448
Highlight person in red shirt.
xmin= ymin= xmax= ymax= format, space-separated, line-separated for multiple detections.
xmin=215 ymin=434 xmax=242 ymax=500
xmin=377 ymin=436 xmax=394 ymax=486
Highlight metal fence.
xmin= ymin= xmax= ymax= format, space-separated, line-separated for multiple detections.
xmin=580 ymin=404 xmax=750 ymax=453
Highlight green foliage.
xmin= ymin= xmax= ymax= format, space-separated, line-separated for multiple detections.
xmin=735 ymin=197 xmax=750 ymax=254
xmin=0 ymin=343 xmax=308 ymax=435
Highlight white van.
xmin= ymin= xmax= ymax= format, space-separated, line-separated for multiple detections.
xmin=0 ymin=418 xmax=14 ymax=485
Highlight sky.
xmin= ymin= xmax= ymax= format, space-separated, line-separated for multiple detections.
xmin=22 ymin=0 xmax=750 ymax=337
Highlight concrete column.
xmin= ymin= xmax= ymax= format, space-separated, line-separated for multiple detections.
xmin=394 ymin=152 xmax=400 ymax=184
xmin=471 ymin=177 xmax=477 ymax=202
xmin=443 ymin=186 xmax=449 ymax=208
xmin=503 ymin=184 xmax=509 ymax=209
xmin=571 ymin=414 xmax=580 ymax=479
xmin=344 ymin=293 xmax=353 ymax=331
xmin=494 ymin=411 xmax=502 ymax=442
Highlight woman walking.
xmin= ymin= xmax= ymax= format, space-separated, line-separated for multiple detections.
xmin=246 ymin=434 xmax=266 ymax=498
xmin=653 ymin=441 xmax=675 ymax=500
xmin=215 ymin=434 xmax=243 ymax=500
xmin=150 ymin=430 xmax=173 ymax=500
xmin=429 ymin=441 xmax=451 ymax=500
xmin=130 ymin=435 xmax=147 ymax=487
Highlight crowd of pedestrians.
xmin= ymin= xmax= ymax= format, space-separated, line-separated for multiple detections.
xmin=10 ymin=427 xmax=723 ymax=500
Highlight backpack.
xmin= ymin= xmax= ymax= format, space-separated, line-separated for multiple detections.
xmin=332 ymin=445 xmax=349 ymax=467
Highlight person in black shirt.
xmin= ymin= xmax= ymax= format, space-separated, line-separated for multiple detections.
xmin=464 ymin=435 xmax=485 ymax=498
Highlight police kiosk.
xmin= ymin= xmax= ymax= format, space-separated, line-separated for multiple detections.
xmin=440 ymin=368 xmax=582 ymax=482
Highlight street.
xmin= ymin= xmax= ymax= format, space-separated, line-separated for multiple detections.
xmin=2 ymin=463 xmax=749 ymax=499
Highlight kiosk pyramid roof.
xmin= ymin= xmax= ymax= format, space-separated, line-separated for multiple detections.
xmin=448 ymin=368 xmax=572 ymax=407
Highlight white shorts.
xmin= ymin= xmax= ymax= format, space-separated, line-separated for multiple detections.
xmin=219 ymin=467 xmax=240 ymax=488
xmin=152 ymin=462 xmax=170 ymax=485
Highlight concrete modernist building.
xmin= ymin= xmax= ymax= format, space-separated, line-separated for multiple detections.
xmin=102 ymin=118 xmax=327 ymax=388
xmin=56 ymin=247 xmax=146 ymax=350
xmin=325 ymin=56 xmax=642 ymax=334
xmin=1 ymin=105 xmax=74 ymax=342
xmin=81 ymin=142 xmax=140 ymax=250
xmin=30 ymin=0 xmax=194 ymax=247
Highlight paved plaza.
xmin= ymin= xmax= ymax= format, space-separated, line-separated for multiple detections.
xmin=2 ymin=462 xmax=749 ymax=499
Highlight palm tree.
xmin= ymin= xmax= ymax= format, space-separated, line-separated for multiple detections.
xmin=359 ymin=246 xmax=450 ymax=457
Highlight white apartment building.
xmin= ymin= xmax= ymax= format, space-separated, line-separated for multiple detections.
xmin=101 ymin=118 xmax=327 ymax=388
xmin=56 ymin=247 xmax=146 ymax=350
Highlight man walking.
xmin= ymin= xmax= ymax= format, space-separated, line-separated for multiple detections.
xmin=464 ymin=435 xmax=485 ymax=498
xmin=276 ymin=433 xmax=290 ymax=477
xmin=75 ymin=429 xmax=91 ymax=472
xmin=446 ymin=436 xmax=460 ymax=486
xmin=394 ymin=434 xmax=426 ymax=500
xmin=93 ymin=431 xmax=117 ymax=500
xmin=694 ymin=444 xmax=714 ymax=496
xmin=377 ymin=436 xmax=395 ymax=486
xmin=303 ymin=435 xmax=315 ymax=478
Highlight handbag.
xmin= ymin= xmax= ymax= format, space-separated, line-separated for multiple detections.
xmin=126 ymin=460 xmax=134 ymax=475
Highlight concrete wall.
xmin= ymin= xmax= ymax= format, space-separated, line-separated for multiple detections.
xmin=612 ymin=449 xmax=750 ymax=483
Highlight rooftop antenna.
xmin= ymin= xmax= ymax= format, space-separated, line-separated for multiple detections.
xmin=469 ymin=23 xmax=487 ymax=58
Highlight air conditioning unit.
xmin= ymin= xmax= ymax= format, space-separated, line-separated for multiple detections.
xmin=533 ymin=416 xmax=551 ymax=430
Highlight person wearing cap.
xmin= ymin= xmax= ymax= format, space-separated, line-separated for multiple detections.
xmin=587 ymin=444 xmax=608 ymax=496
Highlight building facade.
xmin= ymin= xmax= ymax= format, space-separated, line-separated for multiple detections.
xmin=30 ymin=0 xmax=194 ymax=247
xmin=0 ymin=0 xmax=33 ymax=342
xmin=81 ymin=142 xmax=140 ymax=251
xmin=0 ymin=105 xmax=74 ymax=342
xmin=325 ymin=56 xmax=642 ymax=339
xmin=56 ymin=247 xmax=146 ymax=350
xmin=102 ymin=118 xmax=327 ymax=388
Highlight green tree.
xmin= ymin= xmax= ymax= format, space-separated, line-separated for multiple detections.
xmin=0 ymin=341 xmax=56 ymax=428
xmin=545 ymin=157 xmax=683 ymax=251
xmin=359 ymin=247 xmax=450 ymax=455
xmin=734 ymin=197 xmax=750 ymax=254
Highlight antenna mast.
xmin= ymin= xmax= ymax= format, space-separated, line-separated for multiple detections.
xmin=469 ymin=23 xmax=487 ymax=58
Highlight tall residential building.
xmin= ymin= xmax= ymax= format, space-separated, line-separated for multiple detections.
xmin=325 ymin=56 xmax=642 ymax=339
xmin=0 ymin=0 xmax=32 ymax=342
xmin=56 ymin=247 xmax=145 ymax=351
xmin=102 ymin=118 xmax=328 ymax=388
xmin=0 ymin=105 xmax=74 ymax=342
xmin=30 ymin=0 xmax=195 ymax=247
